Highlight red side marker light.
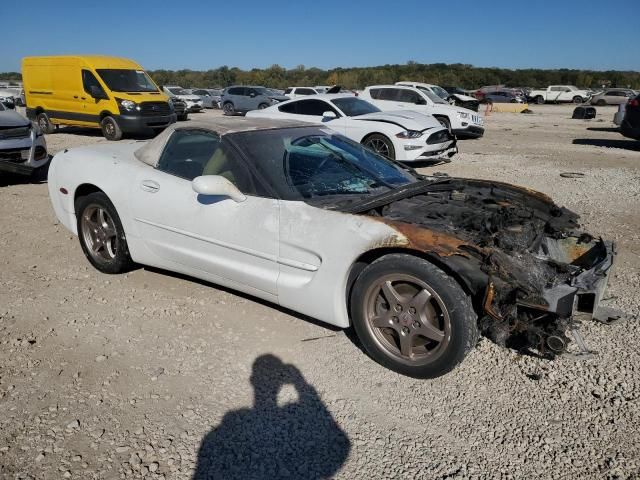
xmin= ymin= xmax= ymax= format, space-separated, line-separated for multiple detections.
xmin=60 ymin=188 xmax=68 ymax=195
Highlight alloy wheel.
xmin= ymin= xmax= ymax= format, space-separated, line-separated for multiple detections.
xmin=364 ymin=137 xmax=391 ymax=159
xmin=363 ymin=274 xmax=451 ymax=365
xmin=81 ymin=205 xmax=118 ymax=262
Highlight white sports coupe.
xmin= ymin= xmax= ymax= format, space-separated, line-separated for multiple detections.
xmin=247 ymin=94 xmax=457 ymax=163
xmin=48 ymin=117 xmax=615 ymax=378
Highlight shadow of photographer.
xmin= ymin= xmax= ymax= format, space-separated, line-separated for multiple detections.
xmin=193 ymin=354 xmax=351 ymax=479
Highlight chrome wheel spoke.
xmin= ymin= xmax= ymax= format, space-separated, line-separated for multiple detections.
xmin=371 ymin=312 xmax=392 ymax=329
xmin=410 ymin=289 xmax=432 ymax=312
xmin=415 ymin=322 xmax=445 ymax=342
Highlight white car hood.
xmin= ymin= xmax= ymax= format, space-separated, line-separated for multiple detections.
xmin=353 ymin=110 xmax=442 ymax=130
xmin=178 ymin=95 xmax=201 ymax=101
xmin=451 ymin=93 xmax=477 ymax=102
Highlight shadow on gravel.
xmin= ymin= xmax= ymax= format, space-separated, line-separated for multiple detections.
xmin=572 ymin=138 xmax=640 ymax=151
xmin=0 ymin=157 xmax=50 ymax=187
xmin=586 ymin=127 xmax=621 ymax=133
xmin=193 ymin=354 xmax=351 ymax=480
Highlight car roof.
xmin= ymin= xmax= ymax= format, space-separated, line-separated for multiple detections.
xmin=134 ymin=116 xmax=310 ymax=167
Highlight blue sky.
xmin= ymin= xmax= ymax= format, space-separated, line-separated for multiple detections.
xmin=1 ymin=0 xmax=637 ymax=72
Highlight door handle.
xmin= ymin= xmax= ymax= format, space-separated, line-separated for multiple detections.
xmin=80 ymin=97 xmax=86 ymax=100
xmin=140 ymin=180 xmax=160 ymax=193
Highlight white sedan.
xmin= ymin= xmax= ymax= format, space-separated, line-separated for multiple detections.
xmin=247 ymin=94 xmax=457 ymax=162
xmin=47 ymin=117 xmax=615 ymax=378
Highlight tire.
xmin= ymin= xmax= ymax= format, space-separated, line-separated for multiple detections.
xmin=100 ymin=116 xmax=123 ymax=141
xmin=535 ymin=96 xmax=545 ymax=105
xmin=350 ymin=254 xmax=478 ymax=378
xmin=36 ymin=112 xmax=55 ymax=134
xmin=596 ymin=99 xmax=606 ymax=106
xmin=435 ymin=116 xmax=452 ymax=132
xmin=361 ymin=133 xmax=396 ymax=160
xmin=258 ymin=103 xmax=269 ymax=109
xmin=177 ymin=113 xmax=188 ymax=121
xmin=75 ymin=192 xmax=134 ymax=274
xmin=223 ymin=102 xmax=235 ymax=115
xmin=573 ymin=96 xmax=583 ymax=104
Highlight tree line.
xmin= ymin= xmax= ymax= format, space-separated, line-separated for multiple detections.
xmin=3 ymin=63 xmax=639 ymax=90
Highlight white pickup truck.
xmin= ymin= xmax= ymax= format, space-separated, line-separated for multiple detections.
xmin=528 ymin=86 xmax=591 ymax=105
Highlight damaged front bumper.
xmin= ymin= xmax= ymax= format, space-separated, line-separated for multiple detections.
xmin=483 ymin=235 xmax=616 ymax=355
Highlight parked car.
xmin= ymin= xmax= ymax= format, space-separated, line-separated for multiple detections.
xmin=0 ymin=102 xmax=48 ymax=176
xmin=221 ymin=86 xmax=289 ymax=115
xmin=169 ymin=97 xmax=188 ymax=121
xmin=190 ymin=88 xmax=223 ymax=109
xmin=361 ymin=85 xmax=484 ymax=138
xmin=482 ymin=90 xmax=526 ymax=104
xmin=0 ymin=90 xmax=16 ymax=109
xmin=47 ymin=116 xmax=615 ymax=378
xmin=0 ymin=85 xmax=24 ymax=106
xmin=528 ymin=86 xmax=591 ymax=105
xmin=284 ymin=86 xmax=341 ymax=99
xmin=247 ymin=95 xmax=457 ymax=162
xmin=620 ymin=94 xmax=640 ymax=140
xmin=396 ymin=82 xmax=479 ymax=112
xmin=590 ymin=89 xmax=636 ymax=106
xmin=22 ymin=55 xmax=176 ymax=141
xmin=162 ymin=86 xmax=203 ymax=112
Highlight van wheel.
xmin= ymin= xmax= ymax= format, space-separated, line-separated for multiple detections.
xmin=177 ymin=113 xmax=188 ymax=121
xmin=37 ymin=112 xmax=55 ymax=134
xmin=101 ymin=116 xmax=123 ymax=141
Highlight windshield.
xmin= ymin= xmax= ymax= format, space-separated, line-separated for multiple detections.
xmin=96 ymin=69 xmax=158 ymax=93
xmin=430 ymin=85 xmax=450 ymax=99
xmin=415 ymin=86 xmax=447 ymax=104
xmin=231 ymin=127 xmax=417 ymax=200
xmin=253 ymin=87 xmax=270 ymax=96
xmin=169 ymin=87 xmax=188 ymax=95
xmin=331 ymin=97 xmax=380 ymax=117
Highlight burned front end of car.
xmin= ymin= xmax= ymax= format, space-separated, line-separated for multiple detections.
xmin=343 ymin=177 xmax=616 ymax=356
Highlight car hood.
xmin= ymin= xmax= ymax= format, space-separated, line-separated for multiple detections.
xmin=353 ymin=110 xmax=442 ymax=130
xmin=451 ymin=93 xmax=478 ymax=102
xmin=0 ymin=109 xmax=31 ymax=128
xmin=178 ymin=95 xmax=201 ymax=101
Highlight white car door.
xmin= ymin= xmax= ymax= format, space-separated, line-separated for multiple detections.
xmin=279 ymin=98 xmax=349 ymax=135
xmin=129 ymin=129 xmax=280 ymax=297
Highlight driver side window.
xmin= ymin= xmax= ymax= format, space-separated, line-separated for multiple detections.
xmin=82 ymin=70 xmax=104 ymax=96
xmin=157 ymin=129 xmax=258 ymax=194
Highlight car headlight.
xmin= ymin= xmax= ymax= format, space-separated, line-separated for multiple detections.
xmin=396 ymin=130 xmax=423 ymax=139
xmin=457 ymin=111 xmax=469 ymax=119
xmin=117 ymin=98 xmax=139 ymax=112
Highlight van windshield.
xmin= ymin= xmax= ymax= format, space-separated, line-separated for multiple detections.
xmin=96 ymin=69 xmax=158 ymax=93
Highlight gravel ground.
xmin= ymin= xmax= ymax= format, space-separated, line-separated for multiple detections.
xmin=1 ymin=105 xmax=639 ymax=480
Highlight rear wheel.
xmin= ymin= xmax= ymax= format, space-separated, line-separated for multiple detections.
xmin=223 ymin=102 xmax=235 ymax=115
xmin=535 ymin=96 xmax=545 ymax=105
xmin=100 ymin=116 xmax=123 ymax=141
xmin=362 ymin=133 xmax=396 ymax=160
xmin=350 ymin=254 xmax=478 ymax=378
xmin=596 ymin=99 xmax=606 ymax=106
xmin=76 ymin=192 xmax=134 ymax=274
xmin=36 ymin=112 xmax=55 ymax=134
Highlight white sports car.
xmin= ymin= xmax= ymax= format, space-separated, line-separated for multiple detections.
xmin=247 ymin=95 xmax=457 ymax=162
xmin=48 ymin=117 xmax=615 ymax=378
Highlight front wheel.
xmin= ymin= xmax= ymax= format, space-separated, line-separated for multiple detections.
xmin=258 ymin=103 xmax=269 ymax=109
xmin=596 ymin=99 xmax=606 ymax=106
xmin=573 ymin=96 xmax=584 ymax=104
xmin=362 ymin=134 xmax=396 ymax=160
xmin=223 ymin=102 xmax=235 ymax=115
xmin=350 ymin=254 xmax=478 ymax=378
xmin=76 ymin=192 xmax=134 ymax=274
xmin=100 ymin=116 xmax=123 ymax=140
xmin=535 ymin=96 xmax=545 ymax=105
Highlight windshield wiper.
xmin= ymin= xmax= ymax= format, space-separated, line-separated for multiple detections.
xmin=343 ymin=178 xmax=452 ymax=214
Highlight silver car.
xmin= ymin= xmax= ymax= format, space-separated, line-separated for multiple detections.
xmin=0 ymin=103 xmax=48 ymax=176
xmin=190 ymin=89 xmax=223 ymax=109
xmin=591 ymin=89 xmax=636 ymax=106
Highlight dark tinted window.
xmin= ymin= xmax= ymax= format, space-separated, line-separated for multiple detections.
xmin=157 ymin=130 xmax=257 ymax=194
xmin=332 ymin=97 xmax=379 ymax=116
xmin=368 ymin=88 xmax=381 ymax=99
xmin=227 ymin=87 xmax=244 ymax=95
xmin=284 ymin=88 xmax=293 ymax=94
xmin=296 ymin=88 xmax=316 ymax=95
xmin=295 ymin=99 xmax=336 ymax=116
xmin=192 ymin=89 xmax=208 ymax=95
xmin=378 ymin=88 xmax=400 ymax=101
xmin=397 ymin=89 xmax=422 ymax=104
xmin=278 ymin=102 xmax=298 ymax=114
xmin=82 ymin=70 xmax=104 ymax=95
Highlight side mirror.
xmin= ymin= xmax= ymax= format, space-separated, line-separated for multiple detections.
xmin=322 ymin=111 xmax=337 ymax=119
xmin=192 ymin=175 xmax=246 ymax=203
xmin=90 ymin=85 xmax=107 ymax=99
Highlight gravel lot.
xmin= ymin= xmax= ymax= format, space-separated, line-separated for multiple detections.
xmin=1 ymin=104 xmax=639 ymax=480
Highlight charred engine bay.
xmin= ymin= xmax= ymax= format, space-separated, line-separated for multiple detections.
xmin=334 ymin=178 xmax=607 ymax=356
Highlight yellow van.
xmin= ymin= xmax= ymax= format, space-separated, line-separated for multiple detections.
xmin=22 ymin=55 xmax=176 ymax=140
